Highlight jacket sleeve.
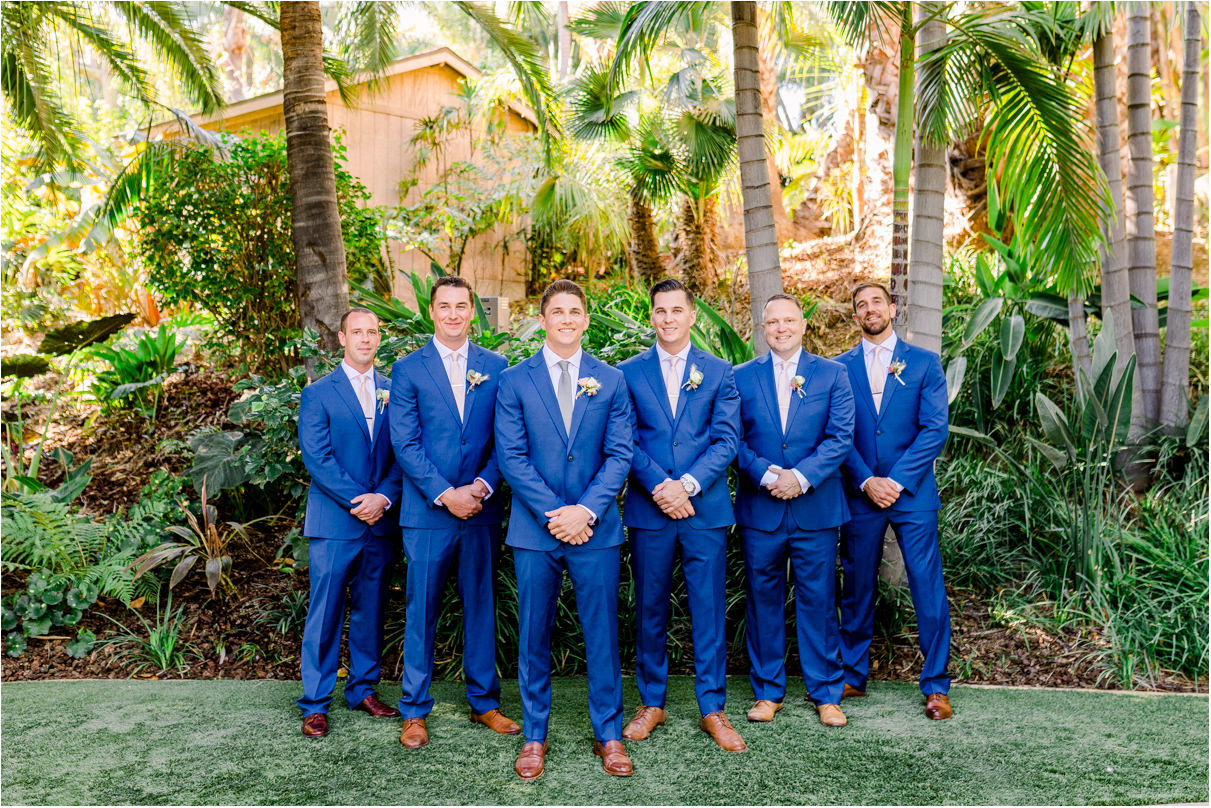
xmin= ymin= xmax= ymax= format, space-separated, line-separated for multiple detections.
xmin=627 ymin=380 xmax=669 ymax=493
xmin=494 ymin=373 xmax=564 ymax=518
xmin=685 ymin=367 xmax=741 ymax=490
xmin=887 ymin=352 xmax=949 ymax=494
xmin=374 ymin=452 xmax=404 ymax=504
xmin=388 ymin=363 xmax=453 ymax=504
xmin=793 ymin=367 xmax=856 ymax=488
xmin=578 ymin=376 xmax=634 ymax=518
xmin=298 ymin=384 xmax=365 ymax=507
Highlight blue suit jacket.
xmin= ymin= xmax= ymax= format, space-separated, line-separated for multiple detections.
xmin=734 ymin=349 xmax=855 ymax=531
xmin=619 ymin=345 xmax=739 ymax=530
xmin=299 ymin=366 xmax=402 ymax=540
xmin=837 ymin=340 xmax=948 ymax=514
xmin=494 ymin=350 xmax=633 ymax=552
xmin=388 ymin=339 xmax=508 ymax=528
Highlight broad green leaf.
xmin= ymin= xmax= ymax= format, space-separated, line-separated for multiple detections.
xmin=1035 ymin=392 xmax=1075 ymax=457
xmin=39 ymin=314 xmax=136 ymax=355
xmin=1187 ymin=396 xmax=1209 ymax=449
xmin=999 ymin=314 xmax=1025 ymax=361
xmin=1 ymin=354 xmax=51 ymax=378
xmin=990 ymin=351 xmax=1015 ymax=408
xmin=1023 ymin=293 xmax=1070 ymax=323
xmin=963 ymin=297 xmax=1004 ymax=346
xmin=1025 ymin=436 xmax=1068 ymax=470
xmin=945 ymin=355 xmax=967 ymax=405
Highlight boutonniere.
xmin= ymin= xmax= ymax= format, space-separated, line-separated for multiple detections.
xmin=466 ymin=369 xmax=489 ymax=389
xmin=376 ymin=388 xmax=390 ymax=412
xmin=681 ymin=364 xmax=703 ymax=391
xmin=576 ymin=377 xmax=601 ymax=398
xmin=888 ymin=359 xmax=907 ymax=385
xmin=789 ymin=374 xmax=806 ymax=399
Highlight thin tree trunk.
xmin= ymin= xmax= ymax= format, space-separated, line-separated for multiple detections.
xmin=281 ymin=1 xmax=349 ymax=367
xmin=732 ymin=0 xmax=783 ymax=353
xmin=1159 ymin=1 xmax=1201 ymax=431
xmin=890 ymin=2 xmax=915 ymax=331
xmin=1069 ymin=294 xmax=1093 ymax=389
xmin=1125 ymin=3 xmax=1161 ymax=429
xmin=628 ymin=195 xmax=663 ymax=287
xmin=907 ymin=2 xmax=945 ymax=355
xmin=557 ymin=2 xmax=571 ymax=83
xmin=756 ymin=7 xmax=791 ymax=244
xmin=1094 ymin=29 xmax=1137 ymax=384
xmin=852 ymin=68 xmax=866 ymax=226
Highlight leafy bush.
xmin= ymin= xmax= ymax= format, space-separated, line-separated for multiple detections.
xmin=88 ymin=324 xmax=185 ymax=417
xmin=102 ymin=595 xmax=199 ymax=676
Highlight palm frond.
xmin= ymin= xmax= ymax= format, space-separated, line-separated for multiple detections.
xmin=42 ymin=3 xmax=153 ymax=101
xmin=566 ymin=66 xmax=636 ymax=142
xmin=822 ymin=1 xmax=903 ymax=48
xmin=570 ymin=1 xmax=629 ymax=42
xmin=531 ymin=142 xmax=629 ymax=264
xmin=610 ymin=1 xmax=713 ymax=87
xmin=675 ymin=103 xmax=736 ymax=194
xmin=618 ymin=112 xmax=681 ymax=203
xmin=334 ymin=0 xmax=400 ymax=86
xmin=110 ymin=2 xmax=222 ymax=113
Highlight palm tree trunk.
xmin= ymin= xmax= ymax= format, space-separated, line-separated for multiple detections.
xmin=628 ymin=195 xmax=663 ymax=287
xmin=1093 ymin=28 xmax=1137 ymax=386
xmin=890 ymin=2 xmax=915 ymax=330
xmin=756 ymin=7 xmax=791 ymax=244
xmin=1159 ymin=1 xmax=1201 ymax=431
xmin=732 ymin=0 xmax=783 ymax=352
xmin=907 ymin=2 xmax=945 ymax=355
xmin=1125 ymin=3 xmax=1161 ymax=429
xmin=1068 ymin=294 xmax=1093 ymax=388
xmin=281 ymin=1 xmax=349 ymax=363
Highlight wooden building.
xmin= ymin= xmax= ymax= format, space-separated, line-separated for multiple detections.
xmin=150 ymin=46 xmax=535 ymax=306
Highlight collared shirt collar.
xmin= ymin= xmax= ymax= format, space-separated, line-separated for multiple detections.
xmin=655 ymin=342 xmax=691 ymax=366
xmin=542 ymin=343 xmax=583 ymax=373
xmin=772 ymin=349 xmax=801 ymax=376
xmin=340 ymin=360 xmax=375 ymax=386
xmin=862 ymin=332 xmax=898 ymax=358
xmin=432 ymin=336 xmax=469 ymax=363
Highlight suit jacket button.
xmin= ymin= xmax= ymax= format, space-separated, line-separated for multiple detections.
xmin=783 ymin=443 xmax=788 ymax=448
xmin=568 ymin=455 xmax=574 ymax=461
xmin=673 ymin=440 xmax=679 ymax=446
xmin=461 ymin=440 xmax=467 ymax=445
xmin=877 ymin=430 xmax=883 ymax=435
xmin=666 ymin=469 xmax=673 ymax=475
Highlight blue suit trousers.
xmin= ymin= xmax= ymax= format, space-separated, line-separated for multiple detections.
xmin=630 ymin=524 xmax=727 ymax=716
xmin=741 ymin=515 xmax=843 ymax=706
xmin=298 ymin=533 xmax=396 ymax=714
xmin=514 ymin=546 xmax=623 ymax=743
xmin=397 ymin=524 xmax=502 ymax=718
xmin=840 ymin=509 xmax=951 ymax=695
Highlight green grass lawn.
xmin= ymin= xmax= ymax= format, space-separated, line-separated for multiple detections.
xmin=1 ymin=676 xmax=1206 ymax=805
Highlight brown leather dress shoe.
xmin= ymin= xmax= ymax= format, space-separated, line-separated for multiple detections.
xmin=816 ymin=703 xmax=847 ymax=727
xmin=470 ymin=708 xmax=521 ymax=735
xmin=592 ymin=740 xmax=633 ymax=777
xmin=925 ymin=692 xmax=953 ymax=720
xmin=399 ymin=717 xmax=429 ymax=748
xmin=302 ymin=712 xmax=328 ymax=737
xmin=622 ymin=705 xmax=667 ymax=741
xmin=353 ymin=693 xmax=400 ymax=717
xmin=514 ymin=741 xmax=547 ymax=780
xmin=699 ymin=712 xmax=747 ymax=752
xmin=746 ymin=700 xmax=784 ymax=722
xmin=842 ymin=684 xmax=866 ymax=700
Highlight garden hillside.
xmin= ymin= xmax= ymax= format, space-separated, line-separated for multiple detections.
xmin=2 ymin=1 xmax=1208 ymax=696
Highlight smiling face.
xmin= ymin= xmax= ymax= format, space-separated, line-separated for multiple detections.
xmin=539 ymin=292 xmax=590 ymax=357
xmin=650 ymin=289 xmax=697 ymax=353
xmin=762 ymin=298 xmax=807 ymax=360
xmin=338 ymin=311 xmax=381 ymax=372
xmin=852 ymin=285 xmax=896 ymax=340
xmin=430 ymin=283 xmax=474 ymax=349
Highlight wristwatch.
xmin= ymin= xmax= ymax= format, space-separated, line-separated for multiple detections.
xmin=679 ymin=474 xmax=697 ymax=496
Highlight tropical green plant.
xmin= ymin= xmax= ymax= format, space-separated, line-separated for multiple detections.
xmin=255 ymin=590 xmax=310 ymax=637
xmin=88 ymin=325 xmax=185 ymax=418
xmin=102 ymin=595 xmax=199 ymax=676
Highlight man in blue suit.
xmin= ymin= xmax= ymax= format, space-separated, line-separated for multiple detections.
xmin=837 ymin=282 xmax=952 ymax=720
xmin=618 ymin=279 xmax=745 ymax=753
xmin=389 ymin=275 xmax=519 ymax=749
xmin=734 ymin=293 xmax=855 ymax=729
xmin=495 ymin=279 xmax=634 ymax=780
xmin=297 ymin=308 xmax=403 ymax=737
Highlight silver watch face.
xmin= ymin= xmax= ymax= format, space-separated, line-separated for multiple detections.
xmin=681 ymin=478 xmax=693 ymax=494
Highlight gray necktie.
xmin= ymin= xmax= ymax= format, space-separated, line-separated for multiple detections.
xmin=557 ymin=359 xmax=573 ymax=433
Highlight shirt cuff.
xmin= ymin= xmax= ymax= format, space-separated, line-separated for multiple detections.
xmin=474 ymin=477 xmax=494 ymax=499
xmin=860 ymin=477 xmax=874 ymax=492
xmin=381 ymin=496 xmax=392 ymax=510
xmin=760 ymin=469 xmax=779 ymax=487
xmin=890 ymin=478 xmax=904 ymax=492
xmin=577 ymin=504 xmax=597 ymax=524
xmin=791 ymin=469 xmax=809 ymax=492
xmin=434 ymin=486 xmax=453 ymax=506
xmin=680 ymin=473 xmax=701 ymax=496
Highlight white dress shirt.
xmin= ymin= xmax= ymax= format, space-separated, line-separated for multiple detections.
xmin=654 ymin=343 xmax=701 ymax=497
xmin=432 ymin=337 xmax=493 ymax=506
xmin=859 ymin=333 xmax=903 ymax=494
xmin=340 ymin=361 xmax=390 ymax=509
xmin=541 ymin=344 xmax=596 ymax=523
xmin=760 ymin=352 xmax=810 ymax=493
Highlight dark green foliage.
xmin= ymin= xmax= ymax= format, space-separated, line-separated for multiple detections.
xmin=254 ymin=590 xmax=309 ymax=637
xmin=101 ymin=595 xmax=198 ymax=676
xmin=1 ymin=354 xmax=51 ymax=378
xmin=87 ymin=325 xmax=184 ymax=417
xmin=38 ymin=313 xmax=136 ymax=356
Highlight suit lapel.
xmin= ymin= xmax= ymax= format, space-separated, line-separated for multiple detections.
xmin=370 ymin=371 xmax=389 ymax=448
xmin=461 ymin=344 xmax=488 ymax=433
xmin=671 ymin=347 xmax=698 ymax=427
xmin=641 ymin=347 xmax=675 ymax=426
xmin=783 ymin=349 xmax=816 ymax=436
xmin=847 ymin=345 xmax=879 ymax=422
xmin=526 ymin=353 xmax=570 ymax=444
xmin=876 ymin=340 xmax=908 ymax=422
xmin=333 ymin=368 xmax=372 ymax=444
xmin=568 ymin=354 xmax=595 ymax=441
xmin=755 ymin=353 xmax=780 ymax=430
xmin=421 ymin=340 xmax=462 ymax=424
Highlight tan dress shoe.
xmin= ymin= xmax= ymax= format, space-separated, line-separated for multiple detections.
xmin=302 ymin=712 xmax=328 ymax=737
xmin=470 ymin=708 xmax=521 ymax=735
xmin=399 ymin=717 xmax=429 ymax=748
xmin=842 ymin=684 xmax=866 ymax=700
xmin=816 ymin=703 xmax=847 ymax=727
xmin=925 ymin=692 xmax=953 ymax=720
xmin=515 ymin=741 xmax=547 ymax=780
xmin=699 ymin=712 xmax=747 ymax=752
xmin=746 ymin=700 xmax=784 ymax=722
xmin=592 ymin=740 xmax=634 ymax=777
xmin=622 ymin=706 xmax=667 ymax=740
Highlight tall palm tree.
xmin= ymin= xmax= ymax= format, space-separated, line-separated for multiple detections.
xmin=1125 ymin=2 xmax=1161 ymax=429
xmin=0 ymin=1 xmax=222 ymax=169
xmin=1159 ymin=1 xmax=1202 ymax=432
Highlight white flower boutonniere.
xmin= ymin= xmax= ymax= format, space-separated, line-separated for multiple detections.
xmin=576 ymin=377 xmax=601 ymax=398
xmin=682 ymin=364 xmax=704 ymax=391
xmin=888 ymin=359 xmax=907 ymax=385
xmin=466 ymin=369 xmax=489 ymax=389
xmin=789 ymin=374 xmax=806 ymax=399
xmin=376 ymin=388 xmax=390 ymax=412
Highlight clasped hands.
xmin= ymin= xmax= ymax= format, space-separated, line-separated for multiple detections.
xmin=349 ymin=493 xmax=390 ymax=524
xmin=439 ymin=479 xmax=491 ymax=520
xmin=545 ymin=505 xmax=593 ymax=545
xmin=862 ymin=476 xmax=901 ymax=509
xmin=652 ymin=479 xmax=694 ymax=520
xmin=764 ymin=466 xmax=803 ymax=500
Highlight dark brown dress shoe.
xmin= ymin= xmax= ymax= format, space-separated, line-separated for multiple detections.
xmin=399 ymin=717 xmax=429 ymax=748
xmin=514 ymin=741 xmax=547 ymax=780
xmin=592 ymin=740 xmax=634 ymax=777
xmin=302 ymin=713 xmax=328 ymax=737
xmin=622 ymin=705 xmax=667 ymax=740
xmin=353 ymin=693 xmax=400 ymax=718
xmin=470 ymin=708 xmax=521 ymax=735
xmin=925 ymin=692 xmax=953 ymax=720
xmin=699 ymin=712 xmax=747 ymax=752
xmin=842 ymin=684 xmax=866 ymax=700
